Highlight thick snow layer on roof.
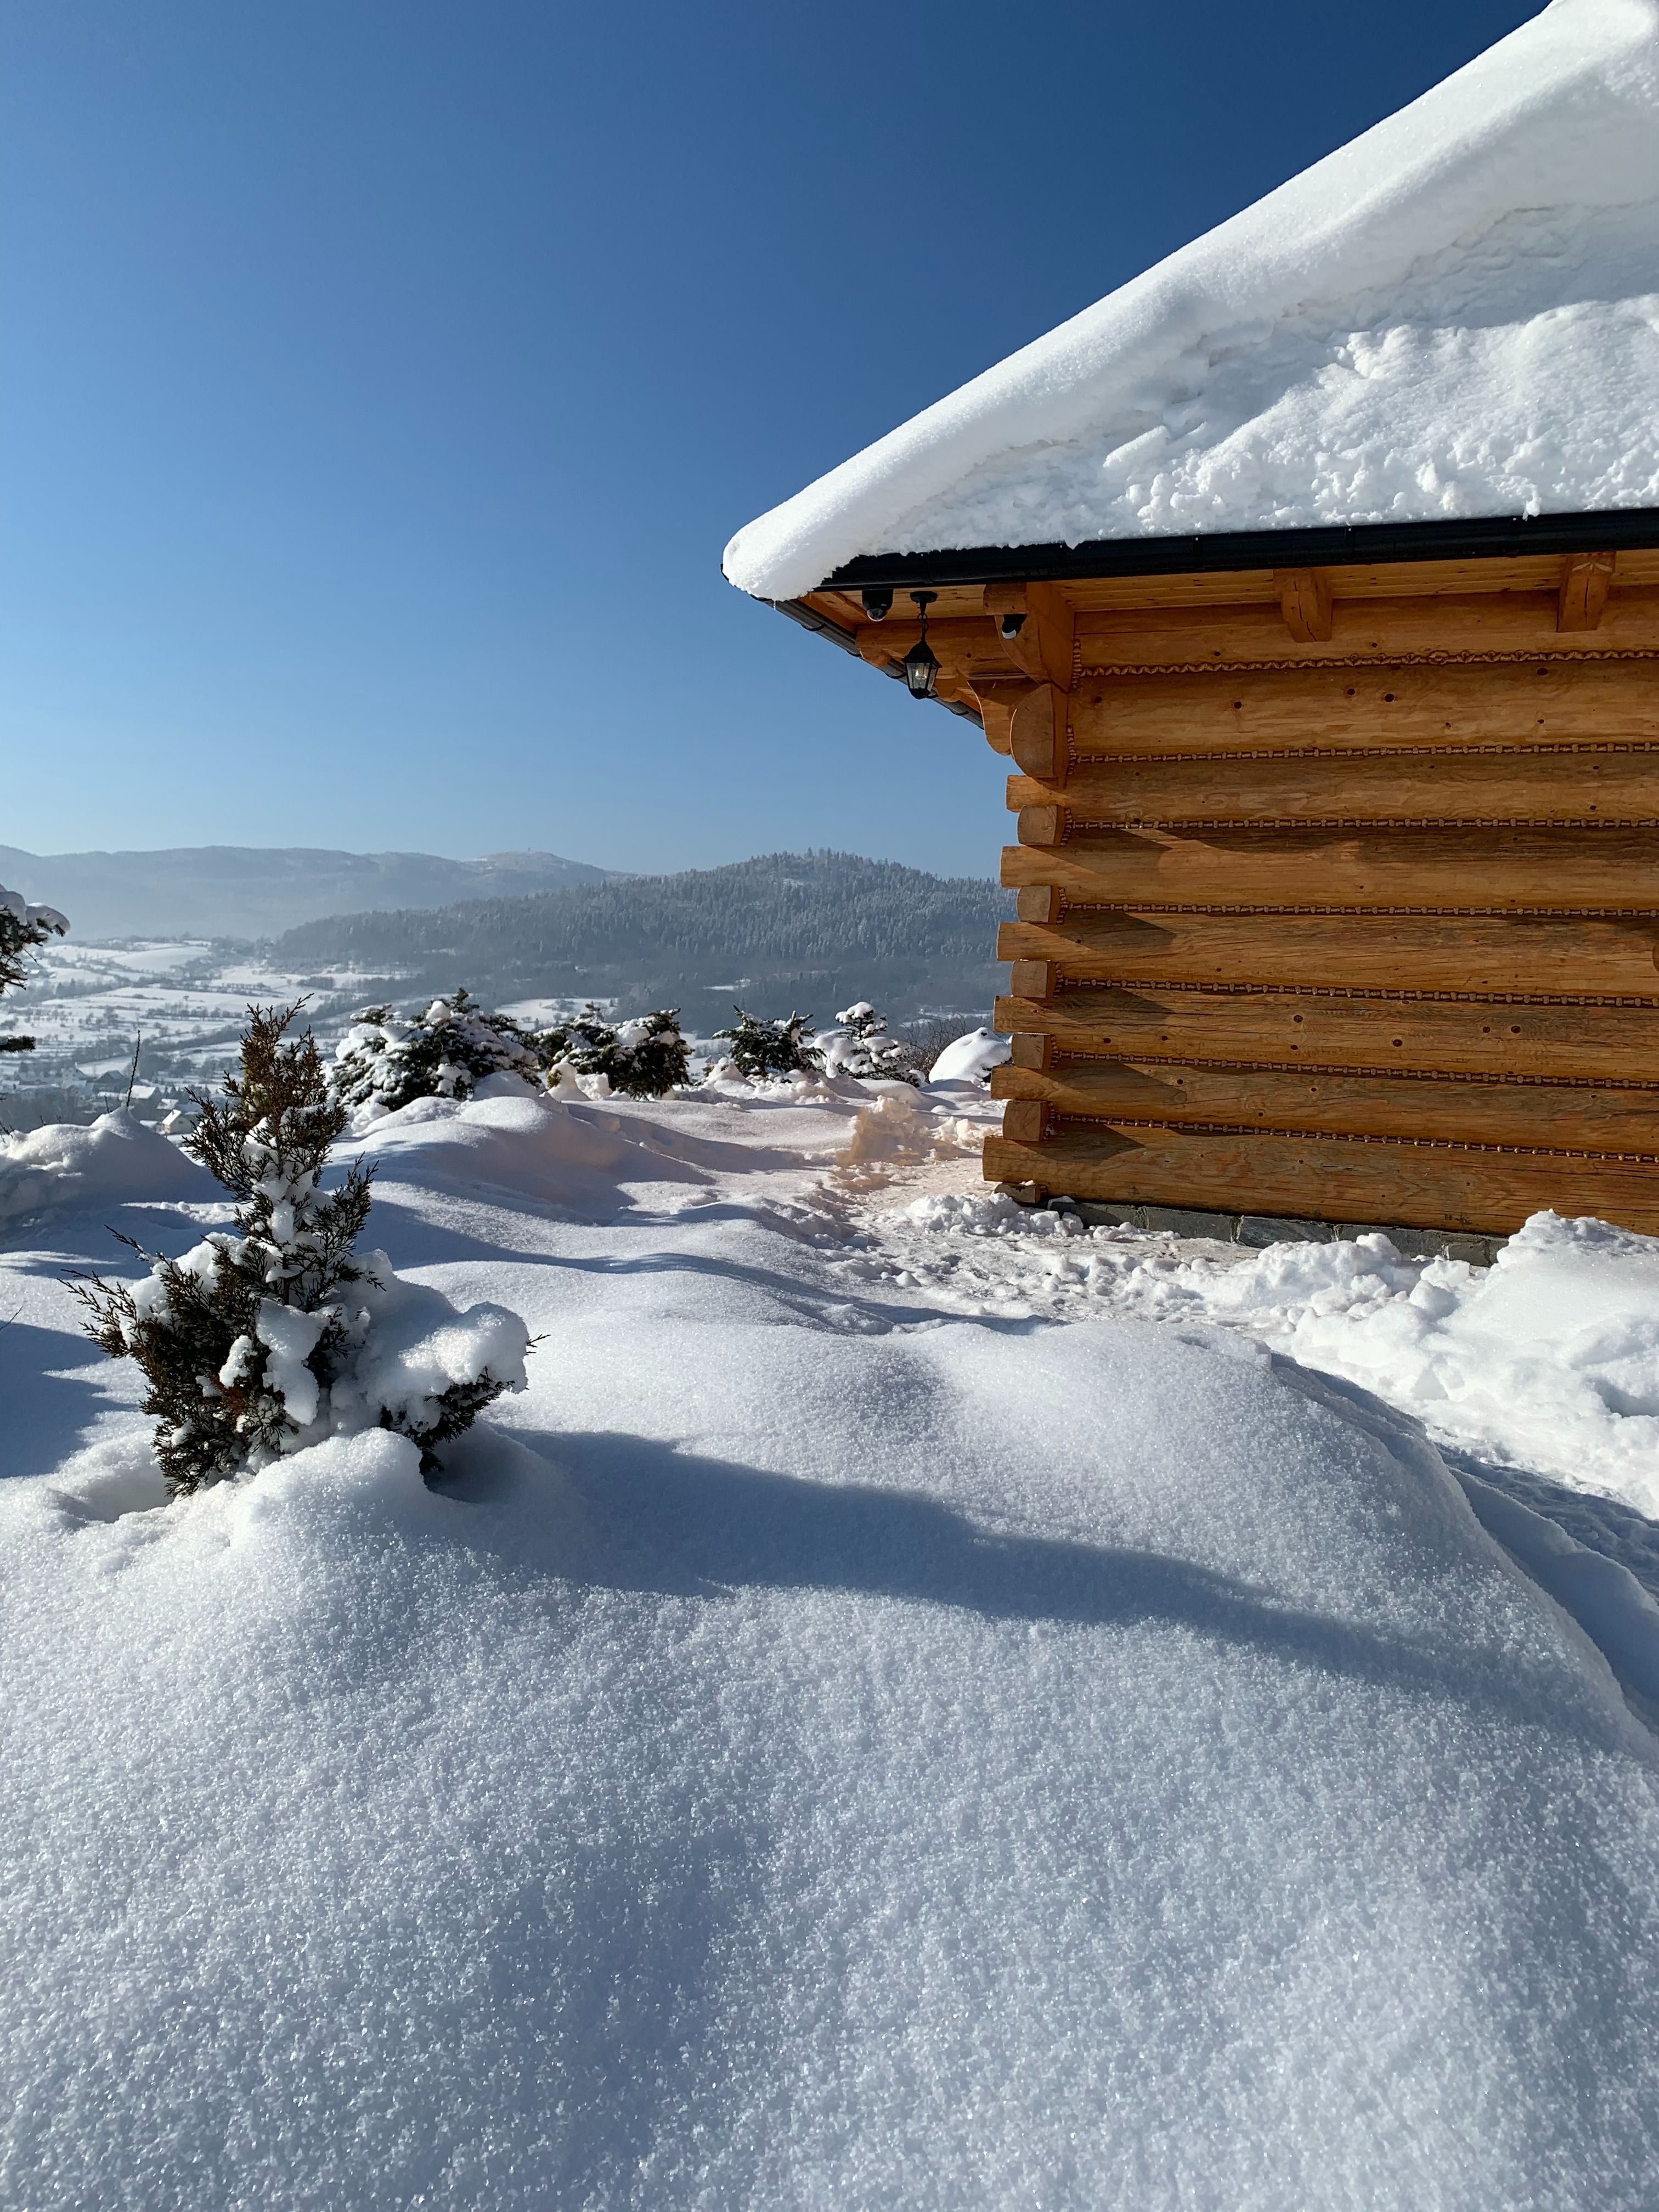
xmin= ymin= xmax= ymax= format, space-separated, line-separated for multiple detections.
xmin=5 ymin=1081 xmax=1659 ymax=2204
xmin=725 ymin=0 xmax=1659 ymax=600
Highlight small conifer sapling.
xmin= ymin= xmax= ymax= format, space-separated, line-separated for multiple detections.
xmin=818 ymin=1001 xmax=924 ymax=1085
xmin=709 ymin=1006 xmax=823 ymax=1082
xmin=73 ymin=1004 xmax=529 ymax=1496
xmin=537 ymin=1004 xmax=691 ymax=1097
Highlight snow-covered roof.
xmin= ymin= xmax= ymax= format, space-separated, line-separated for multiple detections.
xmin=725 ymin=0 xmax=1659 ymax=602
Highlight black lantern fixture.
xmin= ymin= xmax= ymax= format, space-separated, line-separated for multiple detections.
xmin=902 ymin=590 xmax=940 ymax=700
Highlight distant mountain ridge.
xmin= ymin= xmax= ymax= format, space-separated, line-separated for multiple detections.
xmin=0 ymin=844 xmax=614 ymax=941
xmin=276 ymin=850 xmax=1011 ymax=1020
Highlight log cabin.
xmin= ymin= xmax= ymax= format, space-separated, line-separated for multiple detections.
xmin=723 ymin=0 xmax=1659 ymax=1239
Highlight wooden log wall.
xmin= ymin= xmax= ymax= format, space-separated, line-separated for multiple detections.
xmin=980 ymin=569 xmax=1659 ymax=1235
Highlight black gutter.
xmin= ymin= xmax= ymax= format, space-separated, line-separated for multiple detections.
xmin=822 ymin=508 xmax=1659 ymax=591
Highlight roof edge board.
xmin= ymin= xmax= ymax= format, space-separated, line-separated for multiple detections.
xmin=822 ymin=510 xmax=1659 ymax=591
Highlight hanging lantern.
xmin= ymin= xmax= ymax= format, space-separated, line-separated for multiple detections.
xmin=902 ymin=590 xmax=939 ymax=700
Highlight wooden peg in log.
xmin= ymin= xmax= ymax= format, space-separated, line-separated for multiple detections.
xmin=1557 ymin=551 xmax=1616 ymax=633
xmin=1274 ymin=568 xmax=1334 ymax=642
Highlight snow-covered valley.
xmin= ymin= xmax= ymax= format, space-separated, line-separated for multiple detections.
xmin=0 ymin=938 xmax=593 ymax=1125
xmin=3 ymin=1071 xmax=1658 ymax=2208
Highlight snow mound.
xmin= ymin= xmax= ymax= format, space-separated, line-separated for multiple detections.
xmin=0 ymin=1110 xmax=214 ymax=1232
xmin=348 ymin=1092 xmax=707 ymax=1214
xmin=927 ymin=1028 xmax=1011 ymax=1085
xmin=725 ymin=0 xmax=1659 ymax=595
xmin=1176 ymin=1210 xmax=1659 ymax=1515
xmin=899 ymin=1188 xmax=1087 ymax=1238
xmin=3 ymin=1318 xmax=1658 ymax=2207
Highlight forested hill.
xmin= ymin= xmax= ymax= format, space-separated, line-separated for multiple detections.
xmin=275 ymin=851 xmax=1012 ymax=1019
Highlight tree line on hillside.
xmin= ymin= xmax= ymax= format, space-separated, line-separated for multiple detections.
xmin=275 ymin=850 xmax=1012 ymax=1019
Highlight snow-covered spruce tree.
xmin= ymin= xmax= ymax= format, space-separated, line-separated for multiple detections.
xmin=0 ymin=882 xmax=69 ymax=1060
xmin=331 ymin=987 xmax=541 ymax=1119
xmin=710 ymin=1006 xmax=822 ymax=1081
xmin=72 ymin=1005 xmax=529 ymax=1497
xmin=817 ymin=1001 xmax=924 ymax=1086
xmin=537 ymin=1003 xmax=691 ymax=1098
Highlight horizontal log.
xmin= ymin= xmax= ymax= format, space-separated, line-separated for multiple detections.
xmin=1009 ymin=748 xmax=1659 ymax=826
xmin=983 ymin=1124 xmax=1659 ymax=1237
xmin=1076 ymin=588 xmax=1659 ymax=671
xmin=999 ymin=826 xmax=1659 ymax=914
xmin=998 ymin=910 xmax=1659 ymax=996
xmin=992 ymin=986 xmax=1659 ymax=1084
xmin=1070 ymin=659 xmax=1659 ymax=756
xmin=990 ymin=1058 xmax=1659 ymax=1152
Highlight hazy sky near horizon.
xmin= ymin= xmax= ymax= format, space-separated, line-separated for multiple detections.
xmin=3 ymin=1 xmax=1537 ymax=877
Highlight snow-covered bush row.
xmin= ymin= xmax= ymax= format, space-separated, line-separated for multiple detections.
xmin=74 ymin=1006 xmax=528 ymax=1495
xmin=538 ymin=1003 xmax=691 ymax=1098
xmin=332 ymin=988 xmax=541 ymax=1119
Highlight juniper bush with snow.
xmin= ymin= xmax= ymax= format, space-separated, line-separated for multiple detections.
xmin=536 ymin=1004 xmax=691 ymax=1098
xmin=710 ymin=1006 xmax=822 ymax=1082
xmin=332 ymin=987 xmax=541 ymax=1119
xmin=73 ymin=1003 xmax=529 ymax=1495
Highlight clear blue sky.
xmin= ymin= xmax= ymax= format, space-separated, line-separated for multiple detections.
xmin=1 ymin=1 xmax=1537 ymax=876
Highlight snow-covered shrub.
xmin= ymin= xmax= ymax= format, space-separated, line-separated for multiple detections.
xmin=0 ymin=880 xmax=67 ymax=1059
xmin=927 ymin=1027 xmax=1012 ymax=1085
xmin=537 ymin=1003 xmax=691 ymax=1098
xmin=817 ymin=1001 xmax=924 ymax=1086
xmin=710 ymin=1006 xmax=822 ymax=1081
xmin=72 ymin=1005 xmax=529 ymax=1497
xmin=332 ymin=987 xmax=540 ymax=1119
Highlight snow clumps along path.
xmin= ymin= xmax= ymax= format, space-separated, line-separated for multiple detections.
xmin=2 ymin=1076 xmax=1658 ymax=2209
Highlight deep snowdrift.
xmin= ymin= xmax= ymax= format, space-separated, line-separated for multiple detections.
xmin=2 ymin=1082 xmax=1657 ymax=2208
xmin=725 ymin=0 xmax=1659 ymax=597
xmin=0 ymin=1108 xmax=214 ymax=1231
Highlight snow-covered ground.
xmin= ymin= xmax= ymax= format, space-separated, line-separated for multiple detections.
xmin=3 ymin=1075 xmax=1658 ymax=2207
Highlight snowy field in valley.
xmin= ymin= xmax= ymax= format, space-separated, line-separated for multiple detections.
xmin=0 ymin=938 xmax=395 ymax=1108
xmin=3 ymin=1070 xmax=1658 ymax=2207
xmin=0 ymin=939 xmax=608 ymax=1122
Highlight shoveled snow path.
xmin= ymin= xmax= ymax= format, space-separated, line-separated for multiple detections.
xmin=1 ymin=1085 xmax=1657 ymax=2209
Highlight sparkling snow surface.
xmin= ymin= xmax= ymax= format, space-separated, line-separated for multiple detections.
xmin=725 ymin=0 xmax=1659 ymax=599
xmin=3 ymin=1082 xmax=1659 ymax=2209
